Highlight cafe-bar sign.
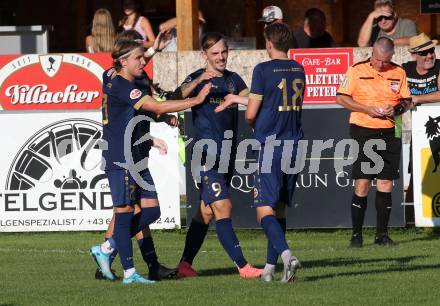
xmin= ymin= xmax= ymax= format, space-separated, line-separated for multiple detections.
xmin=289 ymin=48 xmax=353 ymax=104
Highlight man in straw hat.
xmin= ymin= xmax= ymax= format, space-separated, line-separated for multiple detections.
xmin=401 ymin=33 xmax=440 ymax=207
xmin=403 ymin=33 xmax=440 ymax=104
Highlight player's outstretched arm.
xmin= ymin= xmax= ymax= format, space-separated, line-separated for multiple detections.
xmin=214 ymin=94 xmax=248 ymax=112
xmin=245 ymin=98 xmax=262 ymax=127
xmin=141 ymin=83 xmax=211 ymax=115
xmin=180 ymin=71 xmax=216 ymax=98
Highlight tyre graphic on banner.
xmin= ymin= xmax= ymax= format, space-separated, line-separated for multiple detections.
xmin=6 ymin=119 xmax=106 ymax=191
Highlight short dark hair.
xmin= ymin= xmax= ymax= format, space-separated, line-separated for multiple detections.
xmin=304 ymin=8 xmax=326 ymax=22
xmin=264 ymin=23 xmax=292 ymax=53
xmin=201 ymin=32 xmax=227 ymax=51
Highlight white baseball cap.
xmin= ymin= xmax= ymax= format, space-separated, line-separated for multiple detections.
xmin=258 ymin=5 xmax=283 ymax=23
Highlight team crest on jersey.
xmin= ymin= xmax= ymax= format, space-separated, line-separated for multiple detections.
xmin=226 ymin=79 xmax=236 ymax=94
xmin=390 ymin=81 xmax=399 ymax=93
xmin=130 ymin=89 xmax=142 ymax=99
xmin=253 ymin=188 xmax=259 ymax=198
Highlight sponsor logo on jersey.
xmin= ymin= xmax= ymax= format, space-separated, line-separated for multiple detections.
xmin=390 ymin=81 xmax=399 ymax=93
xmin=130 ymin=89 xmax=142 ymax=100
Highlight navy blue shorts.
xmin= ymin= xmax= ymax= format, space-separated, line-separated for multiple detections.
xmin=253 ymin=143 xmax=299 ymax=208
xmin=199 ymin=168 xmax=231 ymax=205
xmin=105 ymin=169 xmax=157 ymax=207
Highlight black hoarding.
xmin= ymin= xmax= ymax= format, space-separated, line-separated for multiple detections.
xmin=184 ymin=108 xmax=404 ymax=228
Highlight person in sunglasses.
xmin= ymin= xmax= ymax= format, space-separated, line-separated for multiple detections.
xmin=401 ymin=33 xmax=440 ymax=209
xmin=357 ymin=0 xmax=417 ymax=47
xmin=404 ymin=33 xmax=440 ymax=102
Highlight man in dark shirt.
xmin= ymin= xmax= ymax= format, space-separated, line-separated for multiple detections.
xmin=293 ymin=8 xmax=335 ymax=48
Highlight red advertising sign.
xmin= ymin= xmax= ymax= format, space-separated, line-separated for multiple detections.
xmin=289 ymin=48 xmax=353 ymax=104
xmin=0 ymin=53 xmax=153 ymax=111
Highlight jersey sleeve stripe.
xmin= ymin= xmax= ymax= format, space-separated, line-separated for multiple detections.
xmin=133 ymin=95 xmax=150 ymax=110
xmin=238 ymin=89 xmax=250 ymax=97
xmin=249 ymin=93 xmax=263 ymax=101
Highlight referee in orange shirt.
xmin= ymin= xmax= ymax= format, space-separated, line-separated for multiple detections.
xmin=336 ymin=37 xmax=411 ymax=247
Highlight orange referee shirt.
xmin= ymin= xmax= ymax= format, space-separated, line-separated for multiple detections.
xmin=337 ymin=59 xmax=411 ymax=129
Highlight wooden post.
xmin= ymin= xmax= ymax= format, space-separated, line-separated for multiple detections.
xmin=176 ymin=0 xmax=199 ymax=51
xmin=244 ymin=0 xmax=257 ymax=37
xmin=330 ymin=0 xmax=345 ymax=45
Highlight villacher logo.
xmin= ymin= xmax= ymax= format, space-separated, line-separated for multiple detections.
xmin=0 ymin=54 xmax=103 ymax=111
xmin=1 ymin=119 xmax=112 ymax=212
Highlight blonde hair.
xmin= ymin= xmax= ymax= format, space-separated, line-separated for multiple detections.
xmin=91 ymin=8 xmax=115 ymax=52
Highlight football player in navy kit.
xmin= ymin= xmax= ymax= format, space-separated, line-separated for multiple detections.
xmin=216 ymin=23 xmax=304 ymax=283
xmin=175 ymin=32 xmax=263 ymax=279
xmin=91 ymin=30 xmax=181 ymax=282
xmin=91 ymin=32 xmax=210 ymax=284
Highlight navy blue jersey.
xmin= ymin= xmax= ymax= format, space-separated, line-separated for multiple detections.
xmin=102 ymin=74 xmax=153 ymax=171
xmin=182 ymin=68 xmax=248 ymax=144
xmin=249 ymin=59 xmax=305 ymax=144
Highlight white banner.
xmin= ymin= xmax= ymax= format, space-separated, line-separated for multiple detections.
xmin=412 ymin=105 xmax=440 ymax=227
xmin=0 ymin=111 xmax=180 ymax=232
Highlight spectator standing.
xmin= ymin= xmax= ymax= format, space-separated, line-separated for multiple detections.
xmin=258 ymin=5 xmax=298 ymax=48
xmin=85 ymin=8 xmax=115 ymax=53
xmin=293 ymin=8 xmax=335 ymax=48
xmin=119 ymin=0 xmax=156 ymax=48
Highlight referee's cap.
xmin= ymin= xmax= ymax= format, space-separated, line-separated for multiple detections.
xmin=408 ymin=33 xmax=438 ymax=54
xmin=258 ymin=5 xmax=283 ymax=23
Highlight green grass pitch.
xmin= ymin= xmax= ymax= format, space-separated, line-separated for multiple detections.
xmin=1 ymin=228 xmax=440 ymax=306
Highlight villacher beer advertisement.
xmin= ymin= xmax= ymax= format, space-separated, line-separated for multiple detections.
xmin=0 ymin=53 xmax=176 ymax=232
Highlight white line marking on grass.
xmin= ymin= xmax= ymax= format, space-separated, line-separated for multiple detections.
xmin=0 ymin=247 xmax=87 ymax=254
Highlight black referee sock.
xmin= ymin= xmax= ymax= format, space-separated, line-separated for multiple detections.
xmin=180 ymin=218 xmax=209 ymax=265
xmin=351 ymin=194 xmax=368 ymax=235
xmin=375 ymin=191 xmax=392 ymax=236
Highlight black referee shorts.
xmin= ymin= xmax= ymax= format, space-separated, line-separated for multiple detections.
xmin=350 ymin=124 xmax=401 ymax=180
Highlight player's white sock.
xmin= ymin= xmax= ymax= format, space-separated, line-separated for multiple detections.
xmin=124 ymin=267 xmax=136 ymax=279
xmin=263 ymin=263 xmax=275 ymax=275
xmin=280 ymin=249 xmax=292 ymax=268
xmin=100 ymin=240 xmax=114 ymax=254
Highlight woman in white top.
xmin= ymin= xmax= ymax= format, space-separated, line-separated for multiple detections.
xmin=118 ymin=0 xmax=155 ymax=48
xmin=85 ymin=8 xmax=115 ymax=53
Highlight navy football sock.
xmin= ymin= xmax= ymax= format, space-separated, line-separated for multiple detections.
xmin=261 ymin=215 xmax=289 ymax=256
xmin=130 ymin=207 xmax=161 ymax=236
xmin=266 ymin=218 xmax=286 ymax=265
xmin=137 ymin=237 xmax=159 ymax=271
xmin=215 ymin=218 xmax=247 ymax=269
xmin=113 ymin=212 xmax=135 ymax=270
xmin=138 ymin=207 xmax=161 ymax=231
xmin=180 ymin=219 xmax=209 ymax=265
